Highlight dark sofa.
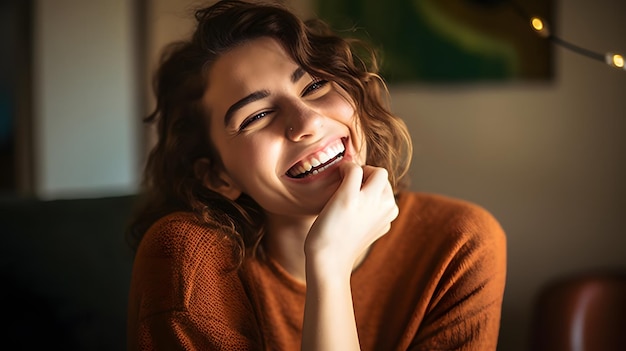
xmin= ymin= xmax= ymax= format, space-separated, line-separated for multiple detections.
xmin=0 ymin=194 xmax=137 ymax=350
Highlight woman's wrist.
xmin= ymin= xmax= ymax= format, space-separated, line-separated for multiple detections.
xmin=304 ymin=243 xmax=356 ymax=283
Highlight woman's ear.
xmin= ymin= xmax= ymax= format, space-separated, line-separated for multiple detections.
xmin=194 ymin=158 xmax=242 ymax=201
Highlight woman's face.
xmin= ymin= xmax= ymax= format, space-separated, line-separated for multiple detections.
xmin=201 ymin=36 xmax=366 ymax=217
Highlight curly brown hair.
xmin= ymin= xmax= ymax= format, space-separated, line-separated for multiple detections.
xmin=127 ymin=0 xmax=412 ymax=264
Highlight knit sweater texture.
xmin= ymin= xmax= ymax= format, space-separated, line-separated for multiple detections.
xmin=127 ymin=192 xmax=507 ymax=350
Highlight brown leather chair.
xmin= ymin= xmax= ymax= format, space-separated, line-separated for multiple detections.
xmin=530 ymin=270 xmax=626 ymax=351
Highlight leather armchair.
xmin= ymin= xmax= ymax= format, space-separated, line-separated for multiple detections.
xmin=530 ymin=270 xmax=626 ymax=351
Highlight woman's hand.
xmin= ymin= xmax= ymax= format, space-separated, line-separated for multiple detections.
xmin=304 ymin=161 xmax=399 ymax=276
xmin=301 ymin=162 xmax=398 ymax=351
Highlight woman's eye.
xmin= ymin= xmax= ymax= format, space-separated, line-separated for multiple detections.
xmin=302 ymin=79 xmax=329 ymax=96
xmin=239 ymin=111 xmax=269 ymax=131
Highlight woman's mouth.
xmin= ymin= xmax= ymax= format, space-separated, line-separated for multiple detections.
xmin=286 ymin=139 xmax=346 ymax=179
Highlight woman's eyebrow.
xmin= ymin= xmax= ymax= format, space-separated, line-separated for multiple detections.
xmin=223 ymin=90 xmax=270 ymax=126
xmin=291 ymin=67 xmax=305 ymax=83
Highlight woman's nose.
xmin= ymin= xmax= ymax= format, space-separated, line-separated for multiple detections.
xmin=285 ymin=102 xmax=323 ymax=142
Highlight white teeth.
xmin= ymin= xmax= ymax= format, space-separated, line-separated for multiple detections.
xmin=288 ymin=140 xmax=346 ymax=178
xmin=317 ymin=151 xmax=330 ymax=166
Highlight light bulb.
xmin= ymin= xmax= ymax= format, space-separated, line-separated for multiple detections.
xmin=605 ymin=53 xmax=626 ymax=70
xmin=530 ymin=16 xmax=550 ymax=37
xmin=612 ymin=54 xmax=624 ymax=68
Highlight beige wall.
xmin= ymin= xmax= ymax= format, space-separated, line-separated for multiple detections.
xmin=146 ymin=0 xmax=626 ymax=350
xmin=34 ymin=0 xmax=139 ymax=198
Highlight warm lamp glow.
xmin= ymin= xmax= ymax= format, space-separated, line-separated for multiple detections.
xmin=530 ymin=16 xmax=549 ymax=37
xmin=605 ymin=53 xmax=626 ymax=70
xmin=612 ymin=54 xmax=624 ymax=68
xmin=531 ymin=17 xmax=544 ymax=31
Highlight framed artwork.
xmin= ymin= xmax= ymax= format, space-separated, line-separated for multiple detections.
xmin=314 ymin=0 xmax=553 ymax=83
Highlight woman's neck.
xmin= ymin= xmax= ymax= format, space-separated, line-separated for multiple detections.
xmin=261 ymin=212 xmax=371 ymax=284
xmin=263 ymin=213 xmax=316 ymax=283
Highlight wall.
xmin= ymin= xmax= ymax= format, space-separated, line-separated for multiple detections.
xmin=33 ymin=0 xmax=139 ymax=198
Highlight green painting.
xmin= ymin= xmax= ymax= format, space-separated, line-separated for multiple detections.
xmin=315 ymin=0 xmax=552 ymax=83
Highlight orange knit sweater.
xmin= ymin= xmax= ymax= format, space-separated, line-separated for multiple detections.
xmin=127 ymin=192 xmax=507 ymax=350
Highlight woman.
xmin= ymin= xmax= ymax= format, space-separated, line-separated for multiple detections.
xmin=126 ymin=0 xmax=507 ymax=350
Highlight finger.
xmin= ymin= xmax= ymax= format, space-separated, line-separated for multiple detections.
xmin=336 ymin=161 xmax=364 ymax=194
xmin=360 ymin=166 xmax=389 ymax=191
xmin=361 ymin=165 xmax=377 ymax=183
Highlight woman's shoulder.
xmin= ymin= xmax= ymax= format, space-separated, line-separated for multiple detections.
xmin=371 ymin=191 xmax=507 ymax=302
xmin=128 ymin=212 xmax=258 ymax=345
xmin=138 ymin=211 xmax=201 ymax=252
xmin=398 ymin=191 xmax=496 ymax=217
xmin=136 ymin=211 xmax=238 ymax=266
xmin=393 ymin=191 xmax=506 ymax=249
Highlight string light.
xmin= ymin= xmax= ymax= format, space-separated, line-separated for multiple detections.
xmin=509 ymin=0 xmax=625 ymax=72
xmin=606 ymin=53 xmax=624 ymax=69
xmin=530 ymin=16 xmax=549 ymax=38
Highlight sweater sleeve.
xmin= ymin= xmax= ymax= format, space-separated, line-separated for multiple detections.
xmin=409 ymin=204 xmax=507 ymax=351
xmin=135 ymin=310 xmax=258 ymax=350
xmin=127 ymin=213 xmax=262 ymax=350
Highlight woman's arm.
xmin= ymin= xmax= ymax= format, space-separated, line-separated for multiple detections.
xmin=301 ymin=163 xmax=399 ymax=351
xmin=410 ymin=206 xmax=507 ymax=350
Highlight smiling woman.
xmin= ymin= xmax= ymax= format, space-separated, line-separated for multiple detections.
xmin=126 ymin=1 xmax=507 ymax=350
